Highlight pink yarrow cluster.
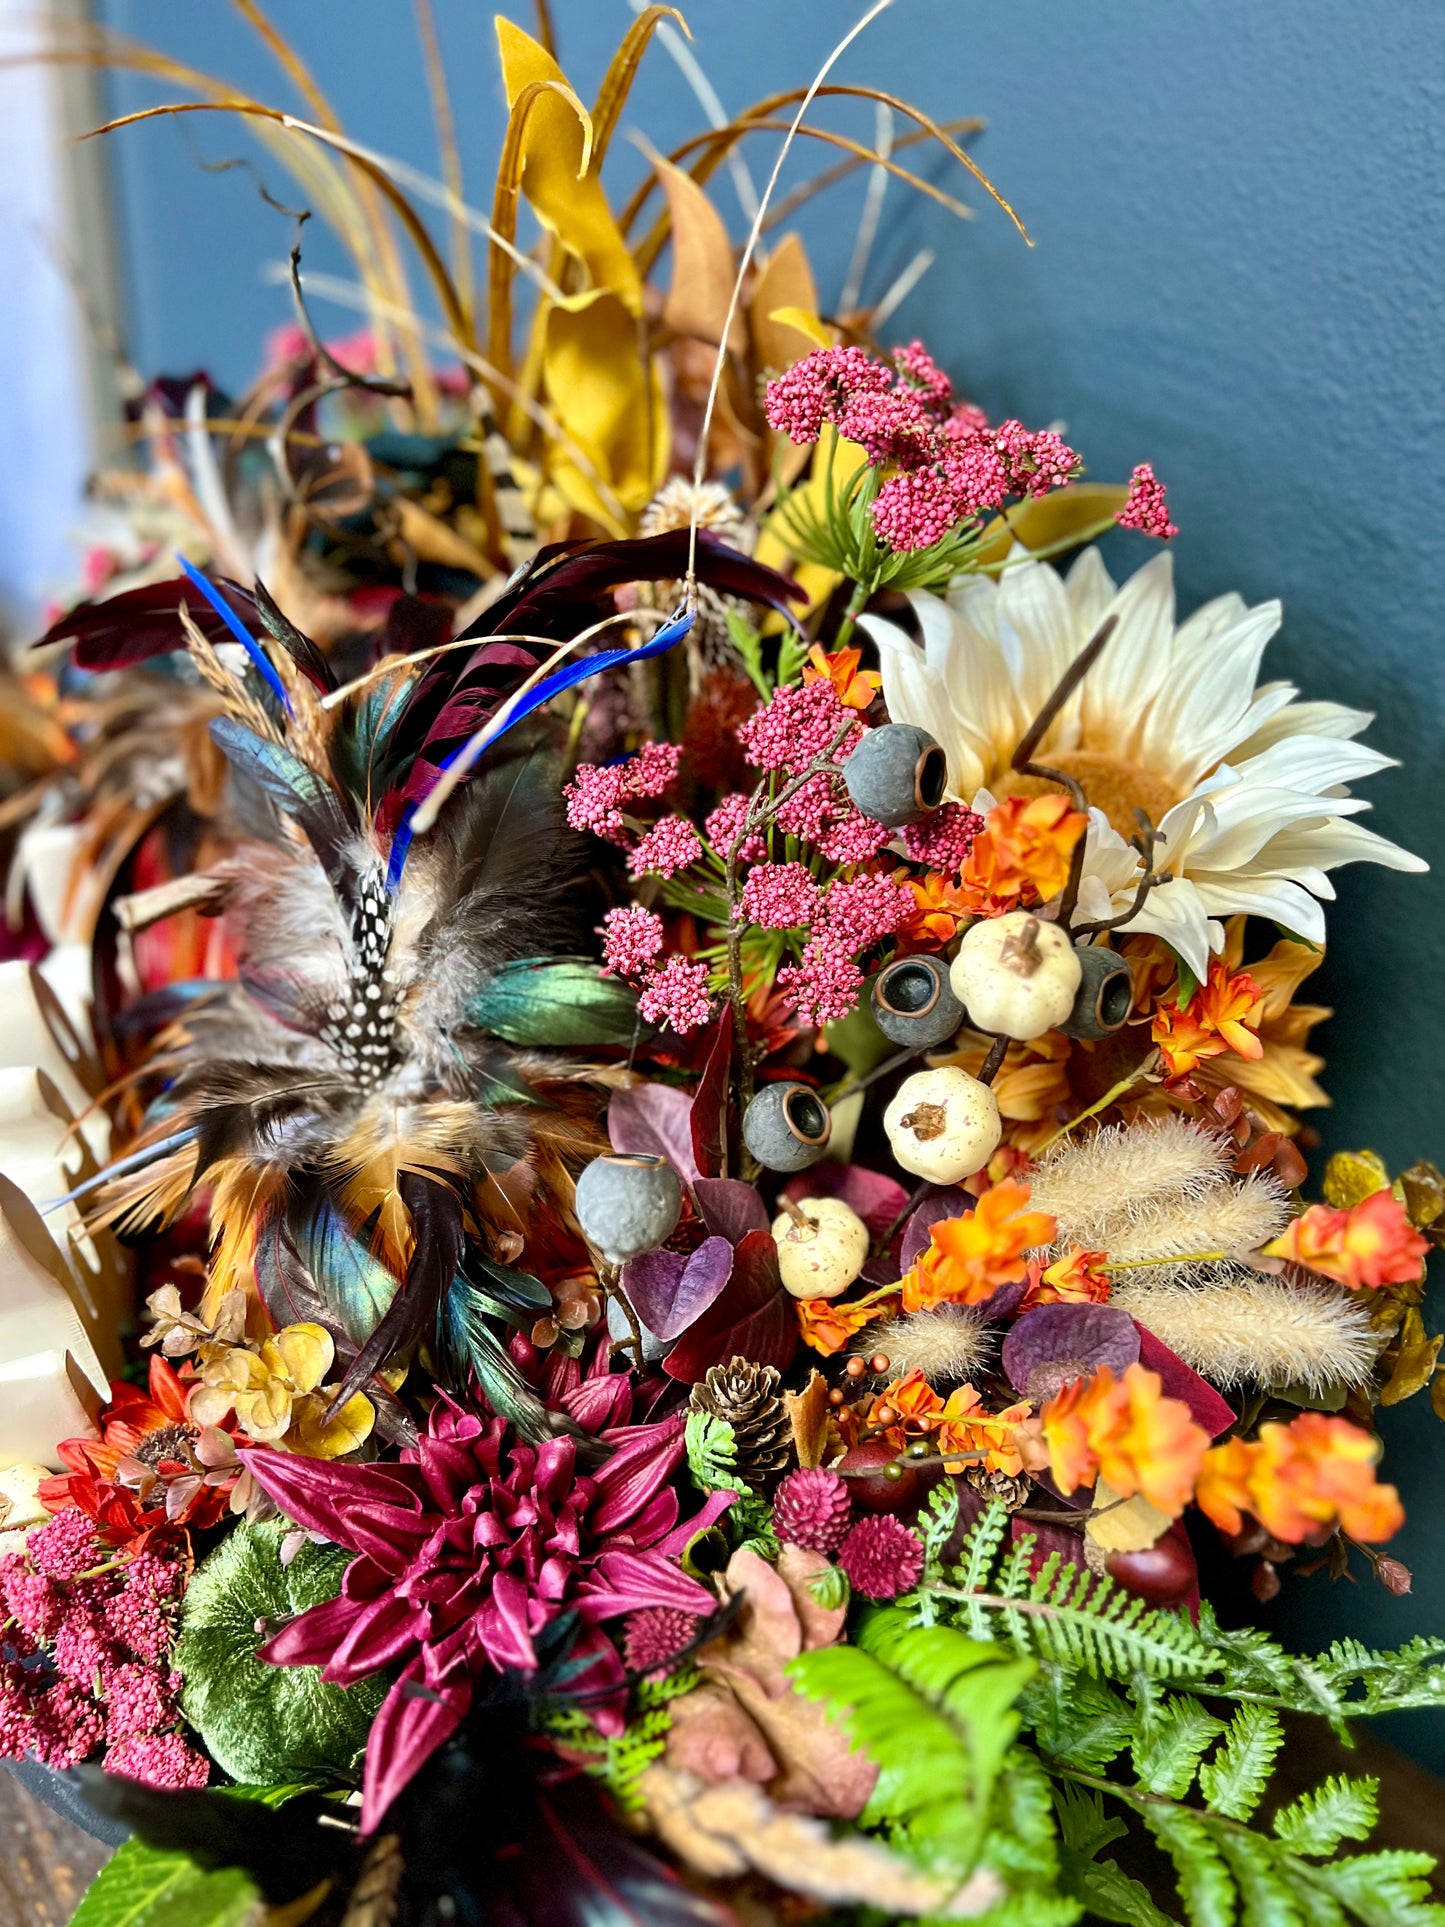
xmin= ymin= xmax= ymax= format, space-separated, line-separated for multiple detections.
xmin=564 ymin=743 xmax=680 ymax=844
xmin=765 ymin=341 xmax=1084 ymax=553
xmin=600 ymin=908 xmax=714 ymax=1037
xmin=773 ymin=870 xmax=914 ymax=1031
xmin=1116 ymin=463 xmax=1178 ymax=539
xmin=0 ymin=1511 xmax=207 ymax=1786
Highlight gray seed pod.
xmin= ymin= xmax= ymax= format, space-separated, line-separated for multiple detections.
xmin=742 ymin=1081 xmax=832 ymax=1172
xmin=575 ymin=1152 xmax=682 ymax=1262
xmin=1059 ymin=945 xmax=1135 ymax=1041
xmin=842 ymin=724 xmax=948 ymax=827
xmin=870 ymin=954 xmax=965 ymax=1048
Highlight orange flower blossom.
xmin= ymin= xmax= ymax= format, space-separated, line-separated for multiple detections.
xmin=1195 ymin=1412 xmax=1403 ymax=1544
xmin=1019 ymin=1244 xmax=1111 ymax=1310
xmin=1152 ymin=958 xmax=1265 ymax=1079
xmin=869 ymin=1370 xmax=1028 ymax=1476
xmin=1039 ymin=1362 xmax=1209 ymax=1517
xmin=901 ymin=871 xmax=973 ymax=945
xmin=902 ymin=1179 xmax=1057 ymax=1312
xmin=802 ymin=642 xmax=881 ymax=711
xmin=1264 ymin=1189 xmax=1430 ymax=1290
xmin=956 ymin=793 xmax=1087 ymax=911
xmin=795 ymin=1284 xmax=899 ymax=1357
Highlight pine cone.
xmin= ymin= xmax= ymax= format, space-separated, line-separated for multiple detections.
xmin=689 ymin=1356 xmax=792 ymax=1487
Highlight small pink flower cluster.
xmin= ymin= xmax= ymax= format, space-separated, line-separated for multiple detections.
xmin=900 ymin=802 xmax=986 ymax=875
xmin=764 ymin=340 xmax=1085 ymax=553
xmin=628 ymin=815 xmax=703 ymax=880
xmin=739 ymin=862 xmax=822 ymax=929
xmin=736 ymin=678 xmax=862 ymax=776
xmin=772 ymin=870 xmax=914 ymax=1030
xmin=1116 ymin=462 xmax=1178 ymax=540
xmin=564 ymin=742 xmax=680 ymax=844
xmin=600 ymin=907 xmax=713 ymax=1037
xmin=0 ymin=1511 xmax=207 ymax=1787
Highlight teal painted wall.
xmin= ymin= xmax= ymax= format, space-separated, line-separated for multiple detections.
xmin=98 ymin=1 xmax=1444 ymax=1758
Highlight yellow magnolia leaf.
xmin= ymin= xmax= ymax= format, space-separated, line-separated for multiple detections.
xmin=767 ymin=305 xmax=832 ymax=351
xmin=1323 ymin=1149 xmax=1392 ymax=1210
xmin=495 ymin=17 xmax=640 ymax=314
xmin=975 ymin=483 xmax=1130 ymax=570
xmin=272 ymin=1323 xmax=335 ymax=1396
xmin=1085 ymin=1479 xmax=1172 ymax=1554
xmin=542 ymin=289 xmax=668 ymax=525
xmin=651 ymin=152 xmax=744 ymax=351
xmin=1379 ymin=1306 xmax=1443 ymax=1407
xmin=289 ymin=1390 xmax=376 ymax=1460
xmin=748 ymin=233 xmax=821 ymax=376
xmin=1398 ymin=1160 xmax=1445 ymax=1231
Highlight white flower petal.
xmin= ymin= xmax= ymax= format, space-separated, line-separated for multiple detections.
xmin=1116 ymin=875 xmax=1216 ymax=979
xmin=1233 ymin=698 xmax=1375 ymax=758
xmin=1064 ymin=545 xmax=1116 ymax=635
xmin=1081 ymin=551 xmax=1178 ymax=758
xmin=1258 ymin=817 xmax=1429 ymax=876
xmin=1136 ymin=600 xmax=1281 ymax=790
xmin=1188 ymin=872 xmax=1328 ymax=944
xmin=1227 ymin=734 xmax=1397 ymax=795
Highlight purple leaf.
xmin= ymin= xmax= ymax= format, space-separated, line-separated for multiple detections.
xmin=690 ymin=1006 xmax=733 ymax=1179
xmin=663 ymin=1229 xmax=795 ymax=1382
xmin=693 ymin=1177 xmax=770 ymax=1244
xmin=608 ymin=1082 xmax=701 ymax=1185
xmin=900 ymin=1186 xmax=974 ymax=1268
xmin=782 ymin=1162 xmax=913 ymax=1239
xmin=624 ymin=1235 xmax=734 ymax=1343
xmin=1002 ymin=1303 xmax=1140 ymax=1395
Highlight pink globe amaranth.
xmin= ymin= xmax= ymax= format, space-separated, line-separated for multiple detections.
xmin=244 ymin=1381 xmax=732 ymax=1831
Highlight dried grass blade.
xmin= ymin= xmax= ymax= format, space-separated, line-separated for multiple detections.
xmin=591 ymin=7 xmax=688 ymax=165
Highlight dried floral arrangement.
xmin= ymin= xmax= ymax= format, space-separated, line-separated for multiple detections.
xmin=3 ymin=6 xmax=1442 ymax=1926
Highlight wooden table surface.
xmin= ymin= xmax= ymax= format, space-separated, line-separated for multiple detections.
xmin=6 ymin=1719 xmax=1443 ymax=1925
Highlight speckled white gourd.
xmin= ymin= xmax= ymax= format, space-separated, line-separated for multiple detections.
xmin=950 ymin=911 xmax=1082 ymax=1039
xmin=771 ymin=1197 xmax=871 ymax=1298
xmin=883 ymin=1065 xmax=1002 ymax=1184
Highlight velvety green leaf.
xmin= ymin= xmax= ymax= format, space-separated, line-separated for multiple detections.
xmin=466 ymin=956 xmax=642 ymax=1045
xmin=174 ymin=1521 xmax=383 ymax=1786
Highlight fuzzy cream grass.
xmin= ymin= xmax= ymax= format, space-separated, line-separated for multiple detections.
xmin=860 ymin=1307 xmax=994 ymax=1387
xmin=1109 ymin=1271 xmax=1380 ymax=1395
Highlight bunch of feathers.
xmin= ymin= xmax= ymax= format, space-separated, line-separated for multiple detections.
xmin=68 ymin=532 xmax=798 ymax=1437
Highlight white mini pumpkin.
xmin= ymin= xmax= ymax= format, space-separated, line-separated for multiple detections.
xmin=771 ymin=1196 xmax=871 ymax=1299
xmin=949 ymin=911 xmax=1082 ymax=1040
xmin=882 ymin=1065 xmax=1001 ymax=1185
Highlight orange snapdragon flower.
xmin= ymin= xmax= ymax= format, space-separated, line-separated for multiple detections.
xmin=802 ymin=642 xmax=881 ymax=711
xmin=1019 ymin=1244 xmax=1111 ymax=1309
xmin=795 ymin=1285 xmax=899 ymax=1357
xmin=1195 ymin=1412 xmax=1403 ymax=1544
xmin=901 ymin=1179 xmax=1057 ymax=1311
xmin=1264 ymin=1190 xmax=1430 ymax=1291
xmin=870 ymin=1370 xmax=1028 ymax=1475
xmin=1152 ymin=959 xmax=1265 ymax=1079
xmin=901 ymin=871 xmax=974 ymax=946
xmin=956 ymin=794 xmax=1087 ymax=911
xmin=1040 ymin=1362 xmax=1209 ymax=1517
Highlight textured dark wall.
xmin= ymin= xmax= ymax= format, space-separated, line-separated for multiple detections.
xmin=98 ymin=0 xmax=1444 ymax=1759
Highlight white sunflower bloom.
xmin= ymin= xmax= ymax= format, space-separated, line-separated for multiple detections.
xmin=861 ymin=547 xmax=1426 ymax=979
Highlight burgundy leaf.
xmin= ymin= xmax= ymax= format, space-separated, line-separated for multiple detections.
xmin=1002 ymin=1303 xmax=1140 ymax=1394
xmin=625 ymin=1236 xmax=734 ymax=1343
xmin=690 ymin=1006 xmax=733 ymax=1179
xmin=1135 ymin=1326 xmax=1237 ymax=1436
xmin=692 ymin=1178 xmax=770 ymax=1244
xmin=663 ymin=1229 xmax=795 ymax=1382
xmin=607 ymin=1082 xmax=701 ymax=1185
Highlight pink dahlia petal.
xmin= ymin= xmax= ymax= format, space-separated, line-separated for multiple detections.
xmin=654 ymin=1485 xmax=735 ymax=1558
xmin=561 ymin=1374 xmax=634 ymax=1433
xmin=326 ymin=1592 xmax=425 ymax=1686
xmin=589 ymin=1417 xmax=686 ymax=1538
xmin=240 ymin=1446 xmax=424 ymax=1543
xmin=361 ymin=1663 xmax=470 ymax=1832
xmin=575 ymin=1547 xmax=716 ymax=1621
xmin=259 ymin=1592 xmax=363 ymax=1670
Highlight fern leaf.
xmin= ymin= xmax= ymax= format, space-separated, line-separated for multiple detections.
xmin=1073 ymin=1856 xmax=1181 ymax=1927
xmin=1199 ymin=1705 xmax=1284 ymax=1821
xmin=684 ymin=1409 xmax=744 ymax=1494
xmin=1271 ymin=1777 xmax=1380 ymax=1858
xmin=1308 ymin=1850 xmax=1445 ymax=1927
xmin=1218 ymin=1833 xmax=1305 ymax=1927
xmin=1025 ymin=1672 xmax=1135 ymax=1774
xmin=1143 ymin=1806 xmax=1237 ymax=1927
xmin=963 ymin=1894 xmax=1086 ymax=1927
xmin=952 ymin=1500 xmax=1013 ymax=1639
xmin=913 ymin=1474 xmax=961 ymax=1626
xmin=1132 ymin=1693 xmax=1228 ymax=1801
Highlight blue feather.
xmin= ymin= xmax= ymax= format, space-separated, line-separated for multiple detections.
xmin=386 ymin=605 xmax=693 ymax=891
xmin=39 ymin=1128 xmax=200 ymax=1213
xmin=175 ymin=556 xmax=291 ymax=714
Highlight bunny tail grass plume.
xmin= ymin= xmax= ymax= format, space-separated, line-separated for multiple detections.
xmin=861 ymin=1307 xmax=993 ymax=1387
xmin=1100 ymin=1169 xmax=1292 ymax=1270
xmin=1109 ymin=1272 xmax=1380 ymax=1395
xmin=1028 ymin=1114 xmax=1234 ymax=1250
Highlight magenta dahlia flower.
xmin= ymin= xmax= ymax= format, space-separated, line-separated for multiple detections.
xmin=243 ymin=1385 xmax=728 ymax=1827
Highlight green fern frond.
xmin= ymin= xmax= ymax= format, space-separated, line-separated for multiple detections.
xmin=1131 ymin=1692 xmax=1227 ymax=1800
xmin=1272 ymin=1776 xmax=1380 ymax=1857
xmin=1142 ymin=1805 xmax=1236 ymax=1927
xmin=1199 ymin=1704 xmax=1284 ymax=1821
xmin=684 ymin=1409 xmax=744 ymax=1495
xmin=1306 ymin=1850 xmax=1445 ymax=1927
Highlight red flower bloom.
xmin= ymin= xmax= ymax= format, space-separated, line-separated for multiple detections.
xmin=42 ymin=1356 xmax=236 ymax=1544
xmin=246 ymin=1369 xmax=731 ymax=1829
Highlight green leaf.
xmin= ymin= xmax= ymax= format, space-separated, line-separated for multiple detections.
xmin=1218 ymin=1832 xmax=1305 ymax=1927
xmin=1131 ymin=1693 xmax=1227 ymax=1800
xmin=775 ymin=626 xmax=811 ymax=689
xmin=69 ymin=1837 xmax=256 ymax=1927
xmin=1023 ymin=1671 xmax=1135 ymax=1774
xmin=724 ymin=607 xmax=771 ymax=699
xmin=1308 ymin=1850 xmax=1445 ymax=1927
xmin=684 ymin=1408 xmax=746 ymax=1495
xmin=1272 ymin=1776 xmax=1380 ymax=1858
xmin=1072 ymin=1857 xmax=1179 ymax=1927
xmin=174 ymin=1521 xmax=383 ymax=1786
xmin=1143 ymin=1807 xmax=1237 ymax=1927
xmin=465 ymin=957 xmax=642 ymax=1046
xmin=1199 ymin=1705 xmax=1284 ymax=1821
